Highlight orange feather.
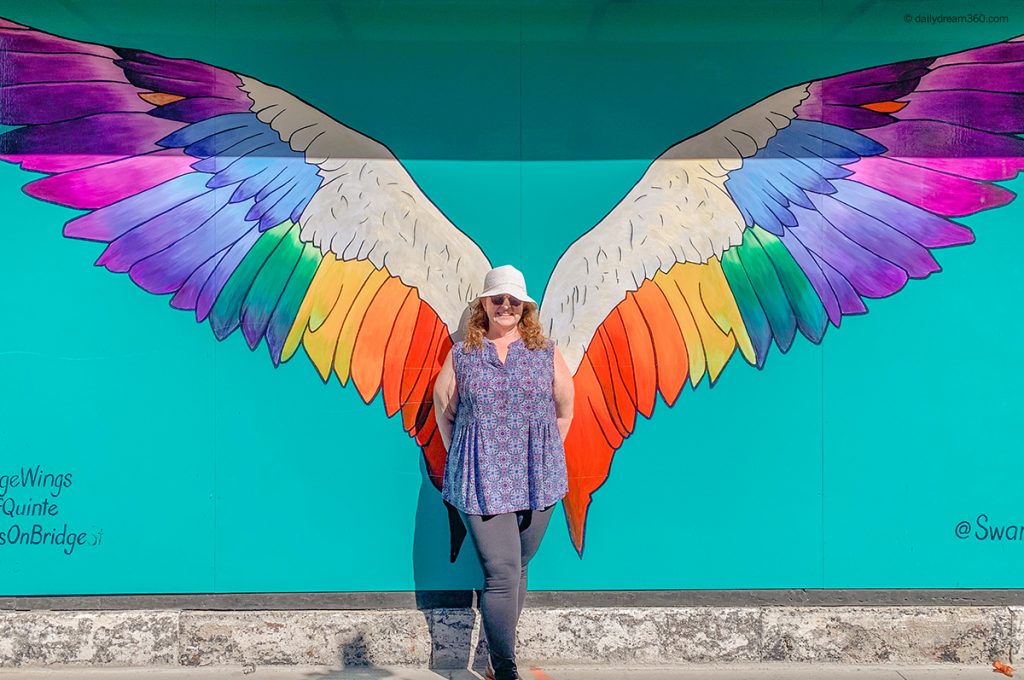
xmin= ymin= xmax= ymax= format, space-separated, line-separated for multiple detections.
xmin=583 ymin=332 xmax=629 ymax=438
xmin=138 ymin=91 xmax=185 ymax=106
xmin=562 ymin=400 xmax=615 ymax=554
xmin=402 ymin=320 xmax=444 ymax=432
xmin=602 ymin=310 xmax=638 ymax=408
xmin=351 ymin=277 xmax=413 ymax=403
xmin=574 ymin=356 xmax=624 ymax=450
xmin=381 ymin=293 xmax=420 ymax=417
xmin=597 ymin=326 xmax=638 ymax=433
xmin=617 ymin=294 xmax=657 ymax=418
xmin=862 ymin=100 xmax=907 ymax=113
xmin=400 ymin=306 xmax=439 ymax=405
xmin=632 ymin=281 xmax=688 ymax=406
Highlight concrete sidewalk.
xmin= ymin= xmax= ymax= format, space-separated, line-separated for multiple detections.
xmin=0 ymin=666 xmax=1013 ymax=679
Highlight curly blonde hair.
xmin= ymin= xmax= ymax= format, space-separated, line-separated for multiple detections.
xmin=462 ymin=298 xmax=549 ymax=352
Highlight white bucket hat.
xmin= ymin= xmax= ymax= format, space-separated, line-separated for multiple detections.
xmin=477 ymin=264 xmax=535 ymax=304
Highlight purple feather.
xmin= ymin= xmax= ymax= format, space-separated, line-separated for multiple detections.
xmin=894 ymin=154 xmax=1024 ymax=182
xmin=196 ymin=228 xmax=261 ymax=321
xmin=931 ymin=42 xmax=1024 ymax=67
xmin=778 ymin=229 xmax=843 ymax=326
xmin=128 ymin=199 xmax=254 ymax=294
xmin=810 ymin=252 xmax=867 ymax=316
xmin=114 ymin=49 xmax=236 ymax=84
xmin=816 ymin=58 xmax=932 ymax=91
xmin=0 ymin=113 xmax=183 ymax=173
xmin=920 ymin=61 xmax=1024 ymax=93
xmin=830 ymin=179 xmax=975 ymax=249
xmin=149 ymin=97 xmax=249 ymax=123
xmin=808 ymin=192 xmax=939 ymax=278
xmin=65 ymin=173 xmax=210 ymax=242
xmin=897 ymin=90 xmax=1024 ymax=134
xmin=817 ymin=104 xmax=893 ymax=130
xmin=0 ymin=52 xmax=127 ymax=86
xmin=863 ymin=120 xmax=1024 ymax=180
xmin=123 ymin=72 xmax=223 ymax=99
xmin=0 ymin=27 xmax=115 ymax=56
xmin=848 ymin=155 xmax=1014 ymax=217
xmin=171 ymin=251 xmax=226 ymax=312
xmin=121 ymin=72 xmax=249 ymax=104
xmin=96 ymin=184 xmax=235 ymax=271
xmin=789 ymin=204 xmax=909 ymax=298
xmin=818 ymin=76 xmax=925 ymax=106
xmin=0 ymin=82 xmax=150 ymax=125
xmin=26 ymin=148 xmax=194 ymax=210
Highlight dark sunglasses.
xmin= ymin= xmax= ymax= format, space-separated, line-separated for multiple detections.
xmin=488 ymin=294 xmax=522 ymax=307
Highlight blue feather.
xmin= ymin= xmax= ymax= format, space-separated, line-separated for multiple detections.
xmin=157 ymin=113 xmax=253 ymax=148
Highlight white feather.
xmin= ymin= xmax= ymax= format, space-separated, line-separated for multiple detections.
xmin=239 ymin=76 xmax=491 ymax=333
xmin=539 ymin=85 xmax=810 ymax=372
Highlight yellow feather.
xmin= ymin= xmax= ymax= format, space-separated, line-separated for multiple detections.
xmin=303 ymin=260 xmax=377 ymax=381
xmin=308 ymin=257 xmax=348 ymax=332
xmin=334 ymin=266 xmax=391 ymax=385
xmin=653 ymin=270 xmax=706 ymax=387
xmin=697 ymin=257 xmax=756 ymax=365
xmin=282 ymin=256 xmax=343 ymax=363
xmin=668 ymin=263 xmax=737 ymax=384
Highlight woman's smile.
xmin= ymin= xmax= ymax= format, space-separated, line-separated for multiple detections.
xmin=484 ymin=299 xmax=523 ymax=333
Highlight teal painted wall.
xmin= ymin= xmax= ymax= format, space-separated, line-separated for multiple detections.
xmin=1 ymin=0 xmax=1023 ymax=594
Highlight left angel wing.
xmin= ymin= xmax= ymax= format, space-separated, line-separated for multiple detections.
xmin=0 ymin=17 xmax=491 ymax=554
xmin=540 ymin=35 xmax=1024 ymax=556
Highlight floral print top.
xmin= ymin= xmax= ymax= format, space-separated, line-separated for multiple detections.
xmin=442 ymin=338 xmax=569 ymax=515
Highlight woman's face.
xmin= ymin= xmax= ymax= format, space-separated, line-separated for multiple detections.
xmin=482 ymin=294 xmax=524 ymax=336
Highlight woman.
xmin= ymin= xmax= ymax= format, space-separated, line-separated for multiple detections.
xmin=433 ymin=264 xmax=574 ymax=680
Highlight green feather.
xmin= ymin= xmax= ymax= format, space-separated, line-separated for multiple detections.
xmin=268 ymin=241 xmax=323 ymax=364
xmin=209 ymin=221 xmax=292 ymax=340
xmin=749 ymin=226 xmax=828 ymax=343
xmin=734 ymin=230 xmax=797 ymax=352
xmin=239 ymin=223 xmax=307 ymax=349
xmin=721 ymin=247 xmax=772 ymax=366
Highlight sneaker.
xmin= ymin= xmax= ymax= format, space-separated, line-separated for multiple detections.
xmin=486 ymin=655 xmax=522 ymax=680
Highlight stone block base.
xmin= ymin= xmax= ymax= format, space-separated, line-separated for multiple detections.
xmin=1 ymin=606 xmax=1021 ymax=668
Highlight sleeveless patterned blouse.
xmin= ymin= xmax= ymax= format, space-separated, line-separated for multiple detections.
xmin=442 ymin=338 xmax=569 ymax=515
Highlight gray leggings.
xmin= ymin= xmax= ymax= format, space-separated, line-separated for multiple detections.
xmin=460 ymin=504 xmax=554 ymax=680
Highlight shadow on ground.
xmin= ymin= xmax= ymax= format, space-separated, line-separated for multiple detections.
xmin=296 ymin=630 xmax=485 ymax=678
xmin=297 ymin=631 xmax=482 ymax=678
xmin=298 ymin=467 xmax=490 ymax=679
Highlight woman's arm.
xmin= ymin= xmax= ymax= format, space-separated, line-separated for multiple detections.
xmin=552 ymin=345 xmax=574 ymax=443
xmin=432 ymin=348 xmax=459 ymax=450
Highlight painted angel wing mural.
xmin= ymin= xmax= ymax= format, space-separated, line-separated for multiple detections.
xmin=0 ymin=17 xmax=490 ymax=557
xmin=542 ymin=36 xmax=1024 ymax=554
xmin=2 ymin=16 xmax=1024 ymax=559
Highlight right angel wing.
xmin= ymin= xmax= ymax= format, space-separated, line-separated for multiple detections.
xmin=539 ymin=35 xmax=1024 ymax=556
xmin=0 ymin=18 xmax=491 ymax=497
